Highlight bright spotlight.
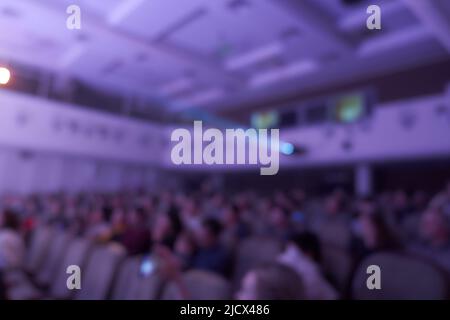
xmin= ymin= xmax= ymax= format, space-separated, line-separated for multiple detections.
xmin=0 ymin=67 xmax=11 ymax=85
xmin=280 ymin=142 xmax=295 ymax=155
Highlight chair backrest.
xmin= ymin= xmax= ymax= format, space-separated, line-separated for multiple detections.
xmin=400 ymin=214 xmax=420 ymax=242
xmin=49 ymin=237 xmax=92 ymax=299
xmin=111 ymin=256 xmax=164 ymax=300
xmin=233 ymin=237 xmax=282 ymax=287
xmin=321 ymin=244 xmax=353 ymax=292
xmin=24 ymin=226 xmax=54 ymax=273
xmin=74 ymin=243 xmax=126 ymax=300
xmin=163 ymin=270 xmax=231 ymax=300
xmin=352 ymin=252 xmax=449 ymax=300
xmin=315 ymin=220 xmax=350 ymax=249
xmin=35 ymin=231 xmax=72 ymax=286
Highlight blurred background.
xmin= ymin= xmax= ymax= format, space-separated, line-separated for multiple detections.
xmin=0 ymin=0 xmax=449 ymax=300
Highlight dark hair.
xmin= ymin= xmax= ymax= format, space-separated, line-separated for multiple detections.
xmin=202 ymin=218 xmax=223 ymax=236
xmin=167 ymin=205 xmax=182 ymax=235
xmin=2 ymin=209 xmax=21 ymax=231
xmin=230 ymin=204 xmax=240 ymax=216
xmin=366 ymin=212 xmax=402 ymax=251
xmin=289 ymin=231 xmax=322 ymax=263
xmin=102 ymin=206 xmax=113 ymax=222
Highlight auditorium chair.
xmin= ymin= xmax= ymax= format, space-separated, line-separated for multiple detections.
xmin=3 ymin=225 xmax=54 ymax=287
xmin=35 ymin=230 xmax=73 ymax=287
xmin=232 ymin=236 xmax=282 ymax=289
xmin=351 ymin=252 xmax=449 ymax=300
xmin=111 ymin=256 xmax=165 ymax=300
xmin=6 ymin=230 xmax=72 ymax=298
xmin=314 ymin=219 xmax=351 ymax=249
xmin=49 ymin=237 xmax=92 ymax=299
xmin=321 ymin=243 xmax=353 ymax=292
xmin=7 ymin=237 xmax=92 ymax=300
xmin=74 ymin=243 xmax=126 ymax=300
xmin=162 ymin=270 xmax=231 ymax=300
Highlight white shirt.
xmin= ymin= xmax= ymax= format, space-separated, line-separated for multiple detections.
xmin=0 ymin=229 xmax=25 ymax=269
xmin=278 ymin=245 xmax=338 ymax=300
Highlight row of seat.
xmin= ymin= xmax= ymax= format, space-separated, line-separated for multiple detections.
xmin=4 ymin=226 xmax=247 ymax=300
xmin=5 ymin=225 xmax=449 ymax=300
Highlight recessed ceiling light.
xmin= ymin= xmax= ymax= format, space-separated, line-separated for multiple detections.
xmin=0 ymin=67 xmax=11 ymax=85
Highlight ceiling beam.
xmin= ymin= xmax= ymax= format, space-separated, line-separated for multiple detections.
xmin=275 ymin=0 xmax=353 ymax=55
xmin=106 ymin=3 xmax=246 ymax=93
xmin=21 ymin=0 xmax=243 ymax=94
xmin=402 ymin=0 xmax=450 ymax=53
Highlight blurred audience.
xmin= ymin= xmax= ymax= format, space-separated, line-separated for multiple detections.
xmin=1 ymin=180 xmax=450 ymax=300
xmin=409 ymin=205 xmax=450 ymax=273
xmin=0 ymin=209 xmax=25 ymax=270
xmin=191 ymin=218 xmax=231 ymax=277
xmin=278 ymin=232 xmax=337 ymax=300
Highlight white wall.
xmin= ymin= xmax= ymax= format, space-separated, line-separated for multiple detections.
xmin=0 ymin=147 xmax=160 ymax=194
xmin=0 ymin=90 xmax=169 ymax=194
xmin=0 ymin=90 xmax=165 ymax=164
xmin=162 ymin=93 xmax=450 ymax=171
xmin=1 ymin=89 xmax=449 ymax=194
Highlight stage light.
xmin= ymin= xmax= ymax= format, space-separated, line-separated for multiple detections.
xmin=0 ymin=67 xmax=11 ymax=85
xmin=280 ymin=142 xmax=295 ymax=155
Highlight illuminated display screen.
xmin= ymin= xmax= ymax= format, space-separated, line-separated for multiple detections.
xmin=335 ymin=94 xmax=366 ymax=124
xmin=251 ymin=111 xmax=279 ymax=129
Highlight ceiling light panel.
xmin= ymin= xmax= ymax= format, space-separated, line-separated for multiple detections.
xmin=168 ymin=0 xmax=300 ymax=58
xmin=112 ymin=0 xmax=207 ymax=40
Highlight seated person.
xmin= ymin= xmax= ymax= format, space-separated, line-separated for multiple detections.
xmin=277 ymin=232 xmax=338 ymax=300
xmin=173 ymin=231 xmax=197 ymax=270
xmin=191 ymin=218 xmax=231 ymax=277
xmin=84 ymin=206 xmax=112 ymax=243
xmin=264 ymin=205 xmax=293 ymax=242
xmin=408 ymin=206 xmax=450 ymax=274
xmin=220 ymin=204 xmax=250 ymax=249
xmin=121 ymin=207 xmax=151 ymax=255
xmin=0 ymin=209 xmax=25 ymax=270
xmin=152 ymin=206 xmax=182 ymax=250
xmin=350 ymin=207 xmax=403 ymax=262
xmin=157 ymin=246 xmax=304 ymax=301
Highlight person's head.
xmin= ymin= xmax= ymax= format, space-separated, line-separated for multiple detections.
xmin=127 ymin=207 xmax=147 ymax=227
xmin=102 ymin=205 xmax=113 ymax=223
xmin=358 ymin=211 xmax=400 ymax=251
xmin=222 ymin=204 xmax=240 ymax=226
xmin=356 ymin=196 xmax=377 ymax=216
xmin=419 ymin=207 xmax=449 ymax=247
xmin=392 ymin=190 xmax=408 ymax=210
xmin=196 ymin=218 xmax=223 ymax=248
xmin=236 ymin=263 xmax=305 ymax=300
xmin=412 ymin=190 xmax=428 ymax=212
xmin=325 ymin=192 xmax=345 ymax=216
xmin=0 ymin=209 xmax=21 ymax=231
xmin=88 ymin=207 xmax=104 ymax=225
xmin=288 ymin=231 xmax=322 ymax=263
xmin=111 ymin=208 xmax=125 ymax=227
xmin=269 ymin=206 xmax=290 ymax=230
xmin=174 ymin=231 xmax=196 ymax=257
xmin=152 ymin=209 xmax=181 ymax=244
